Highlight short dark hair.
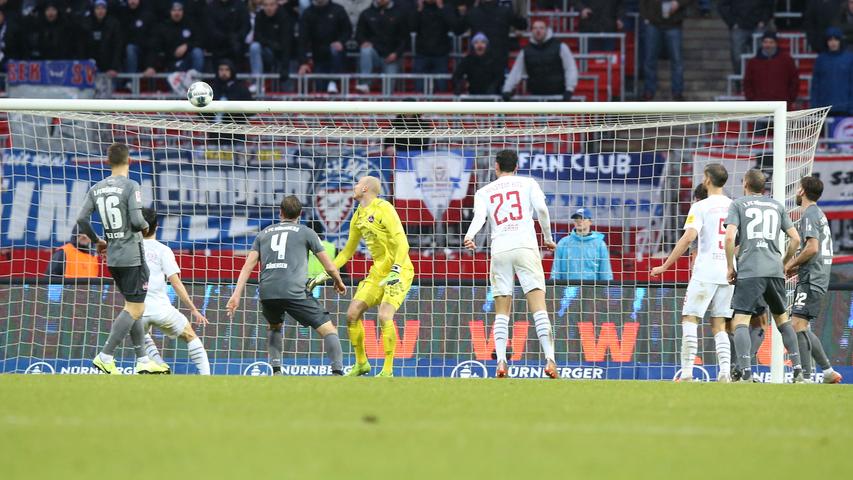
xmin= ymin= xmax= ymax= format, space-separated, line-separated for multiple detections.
xmin=107 ymin=143 xmax=129 ymax=166
xmin=280 ymin=195 xmax=302 ymax=219
xmin=744 ymin=169 xmax=766 ymax=193
xmin=495 ymin=150 xmax=518 ymax=173
xmin=800 ymin=175 xmax=823 ymax=201
xmin=704 ymin=163 xmax=728 ymax=187
xmin=141 ymin=207 xmax=157 ymax=236
xmin=693 ymin=183 xmax=708 ymax=201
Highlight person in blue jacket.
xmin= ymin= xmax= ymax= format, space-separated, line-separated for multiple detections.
xmin=810 ymin=27 xmax=853 ymax=116
xmin=551 ymin=208 xmax=613 ymax=281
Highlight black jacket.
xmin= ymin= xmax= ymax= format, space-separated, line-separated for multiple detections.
xmin=452 ymin=51 xmax=504 ymax=95
xmin=523 ymin=37 xmax=565 ymax=95
xmin=83 ymin=14 xmax=122 ymax=72
xmin=28 ymin=8 xmax=79 ymax=59
xmin=204 ymin=0 xmax=249 ymax=58
xmin=149 ymin=16 xmax=202 ymax=67
xmin=299 ymin=1 xmax=351 ymax=62
xmin=571 ymin=0 xmax=624 ymax=33
xmin=254 ymin=7 xmax=295 ymax=58
xmin=413 ymin=3 xmax=460 ymax=57
xmin=460 ymin=1 xmax=527 ymax=63
xmin=211 ymin=77 xmax=252 ymax=101
xmin=356 ymin=1 xmax=409 ymax=58
xmin=804 ymin=1 xmax=845 ymax=51
xmin=118 ymin=2 xmax=155 ymax=48
xmin=718 ymin=0 xmax=774 ymax=31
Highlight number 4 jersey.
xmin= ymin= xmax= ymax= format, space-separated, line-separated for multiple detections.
xmin=251 ymin=222 xmax=325 ymax=300
xmin=725 ymin=193 xmax=794 ymax=279
xmin=77 ymin=175 xmax=148 ymax=267
xmin=466 ymin=175 xmax=552 ymax=255
xmin=683 ymin=194 xmax=732 ymax=285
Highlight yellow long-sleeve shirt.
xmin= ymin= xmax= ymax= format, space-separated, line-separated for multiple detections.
xmin=334 ymin=198 xmax=413 ymax=275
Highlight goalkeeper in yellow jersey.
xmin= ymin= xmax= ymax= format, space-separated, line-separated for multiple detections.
xmin=308 ymin=176 xmax=414 ymax=377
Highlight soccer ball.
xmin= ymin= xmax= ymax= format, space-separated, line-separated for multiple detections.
xmin=187 ymin=81 xmax=213 ymax=107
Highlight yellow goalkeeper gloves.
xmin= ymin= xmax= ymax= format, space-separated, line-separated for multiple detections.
xmin=379 ymin=264 xmax=402 ymax=287
xmin=306 ymin=272 xmax=330 ymax=291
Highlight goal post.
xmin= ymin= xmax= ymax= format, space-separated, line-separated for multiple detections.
xmin=0 ymin=100 xmax=828 ymax=382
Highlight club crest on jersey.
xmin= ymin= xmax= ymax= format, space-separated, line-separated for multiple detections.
xmin=413 ymin=151 xmax=466 ymax=221
xmin=367 ymin=215 xmax=374 ymax=223
xmin=315 ymin=188 xmax=353 ymax=233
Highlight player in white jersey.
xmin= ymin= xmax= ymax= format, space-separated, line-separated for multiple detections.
xmin=651 ymin=164 xmax=734 ymax=382
xmin=139 ymin=208 xmax=211 ymax=375
xmin=464 ymin=150 xmax=558 ymax=379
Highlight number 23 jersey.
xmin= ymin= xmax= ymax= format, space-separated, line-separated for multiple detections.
xmin=471 ymin=175 xmax=548 ymax=255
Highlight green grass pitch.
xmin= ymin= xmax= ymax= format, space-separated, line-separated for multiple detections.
xmin=2 ymin=376 xmax=851 ymax=479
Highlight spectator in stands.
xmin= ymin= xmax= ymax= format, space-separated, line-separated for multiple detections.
xmin=383 ymin=111 xmax=430 ymax=156
xmin=243 ymin=0 xmax=263 ymax=57
xmin=119 ymin=0 xmax=154 ymax=75
xmin=804 ymin=0 xmax=844 ymax=52
xmin=45 ymin=228 xmax=99 ymax=280
xmin=355 ymin=0 xmax=409 ymax=93
xmin=743 ymin=31 xmax=800 ymax=108
xmin=83 ymin=0 xmax=121 ymax=77
xmin=28 ymin=1 xmax=80 ymax=59
xmin=571 ymin=0 xmax=624 ymax=51
xmin=639 ymin=0 xmax=691 ymax=101
xmin=0 ymin=9 xmax=19 ymax=69
xmin=148 ymin=2 xmax=204 ymax=74
xmin=298 ymin=0 xmax=351 ymax=94
xmin=452 ymin=32 xmax=504 ymax=96
xmin=718 ymin=0 xmax=774 ymax=74
xmin=459 ymin=0 xmax=527 ymax=68
xmin=551 ymin=208 xmax=613 ymax=282
xmin=249 ymin=0 xmax=295 ymax=85
xmin=205 ymin=0 xmax=250 ymax=67
xmin=211 ymin=58 xmax=252 ymax=100
xmin=810 ymin=27 xmax=853 ymax=115
xmin=840 ymin=0 xmax=853 ymax=50
xmin=502 ymin=20 xmax=578 ymax=100
xmin=412 ymin=0 xmax=460 ymax=93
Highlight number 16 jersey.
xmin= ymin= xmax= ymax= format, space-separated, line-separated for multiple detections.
xmin=725 ymin=193 xmax=794 ymax=279
xmin=78 ymin=175 xmax=147 ymax=267
xmin=468 ymin=175 xmax=549 ymax=255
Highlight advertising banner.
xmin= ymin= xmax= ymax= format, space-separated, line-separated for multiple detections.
xmin=393 ymin=150 xmax=474 ymax=224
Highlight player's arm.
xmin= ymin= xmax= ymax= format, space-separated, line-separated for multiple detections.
xmin=226 ymin=250 xmax=259 ymax=317
xmin=314 ymin=250 xmax=346 ymax=294
xmin=128 ymin=182 xmax=149 ymax=232
xmin=380 ymin=202 xmax=410 ymax=286
xmin=168 ymin=273 xmax=208 ymax=325
xmin=76 ymin=192 xmax=104 ymax=254
xmin=650 ymin=228 xmax=697 ymax=276
xmin=724 ymin=224 xmax=738 ymax=284
xmin=782 ymin=226 xmax=800 ymax=267
xmin=333 ymin=217 xmax=362 ymax=269
xmin=785 ymin=236 xmax=818 ymax=277
xmin=463 ymin=192 xmax=487 ymax=250
xmin=530 ymin=182 xmax=556 ymax=251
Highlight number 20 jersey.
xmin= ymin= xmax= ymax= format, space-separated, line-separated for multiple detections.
xmin=683 ymin=194 xmax=732 ymax=285
xmin=725 ymin=194 xmax=794 ymax=279
xmin=472 ymin=175 xmax=549 ymax=255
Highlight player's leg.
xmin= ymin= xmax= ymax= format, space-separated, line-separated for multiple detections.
xmin=729 ymin=277 xmax=762 ymax=381
xmin=750 ymin=310 xmax=767 ymax=361
xmin=709 ymin=284 xmax=734 ymax=382
xmin=490 ymin=254 xmax=514 ymax=377
xmin=374 ymin=267 xmax=414 ymax=377
xmin=766 ymin=278 xmax=803 ymax=382
xmin=791 ymin=286 xmax=841 ymax=383
xmin=287 ymin=297 xmax=345 ymax=376
xmin=260 ymin=300 xmax=286 ymax=375
xmin=315 ymin=321 xmax=344 ymax=376
xmin=178 ymin=324 xmax=210 ymax=375
xmin=679 ymin=280 xmax=711 ymax=381
xmin=94 ymin=267 xmax=145 ymax=374
xmin=345 ymin=300 xmax=372 ymax=376
xmin=516 ymin=249 xmax=556 ymax=379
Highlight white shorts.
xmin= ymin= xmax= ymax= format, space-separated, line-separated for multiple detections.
xmin=490 ymin=248 xmax=546 ymax=297
xmin=142 ymin=306 xmax=189 ymax=339
xmin=682 ymin=279 xmax=734 ymax=319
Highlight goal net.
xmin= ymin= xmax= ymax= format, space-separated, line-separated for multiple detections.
xmin=0 ymin=100 xmax=828 ymax=381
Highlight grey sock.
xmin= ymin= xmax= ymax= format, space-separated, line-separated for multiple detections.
xmin=129 ymin=318 xmax=146 ymax=358
xmin=323 ymin=334 xmax=344 ymax=372
xmin=102 ymin=310 xmax=136 ymax=356
xmin=728 ymin=332 xmax=737 ymax=361
xmin=807 ymin=331 xmax=832 ymax=370
xmin=778 ymin=322 xmax=801 ymax=369
xmin=750 ymin=326 xmax=765 ymax=358
xmin=268 ymin=328 xmax=282 ymax=368
xmin=734 ymin=324 xmax=752 ymax=372
xmin=797 ymin=331 xmax=812 ymax=378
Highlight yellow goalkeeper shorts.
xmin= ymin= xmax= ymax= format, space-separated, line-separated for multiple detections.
xmin=354 ymin=267 xmax=414 ymax=309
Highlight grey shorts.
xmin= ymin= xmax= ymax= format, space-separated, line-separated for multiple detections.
xmin=108 ymin=264 xmax=149 ymax=303
xmin=731 ymin=276 xmax=787 ymax=316
xmin=791 ymin=283 xmax=826 ymax=321
xmin=260 ymin=295 xmax=329 ymax=330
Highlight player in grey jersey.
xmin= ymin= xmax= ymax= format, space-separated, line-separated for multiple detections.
xmin=227 ymin=196 xmax=347 ymax=375
xmin=784 ymin=176 xmax=842 ymax=383
xmin=76 ymin=143 xmax=166 ymax=375
xmin=724 ymin=169 xmax=804 ymax=383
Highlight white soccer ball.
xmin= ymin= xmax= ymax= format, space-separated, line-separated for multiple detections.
xmin=187 ymin=81 xmax=213 ymax=107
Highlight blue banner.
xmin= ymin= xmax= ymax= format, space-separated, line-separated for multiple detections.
xmin=6 ymin=60 xmax=97 ymax=89
xmin=517 ymin=152 xmax=666 ymax=183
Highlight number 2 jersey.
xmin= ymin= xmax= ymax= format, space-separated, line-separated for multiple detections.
xmin=797 ymin=204 xmax=832 ymax=293
xmin=683 ymin=194 xmax=731 ymax=284
xmin=77 ymin=175 xmax=148 ymax=267
xmin=725 ymin=193 xmax=794 ymax=279
xmin=466 ymin=175 xmax=552 ymax=255
xmin=252 ymin=221 xmax=325 ymax=300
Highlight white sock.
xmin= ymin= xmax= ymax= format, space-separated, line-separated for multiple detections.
xmin=681 ymin=321 xmax=698 ymax=378
xmin=136 ymin=355 xmax=150 ymax=364
xmin=714 ymin=331 xmax=731 ymax=376
xmin=533 ymin=311 xmax=555 ymax=362
xmin=823 ymin=367 xmax=836 ymax=375
xmin=493 ymin=315 xmax=510 ymax=363
xmin=144 ymin=334 xmax=166 ymax=365
xmin=187 ymin=338 xmax=211 ymax=375
xmin=98 ymin=352 xmax=114 ymax=362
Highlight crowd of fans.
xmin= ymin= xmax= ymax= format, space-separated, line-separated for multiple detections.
xmin=0 ymin=0 xmax=851 ymax=105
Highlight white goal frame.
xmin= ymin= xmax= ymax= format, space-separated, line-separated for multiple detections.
xmin=0 ymin=99 xmax=792 ymax=382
